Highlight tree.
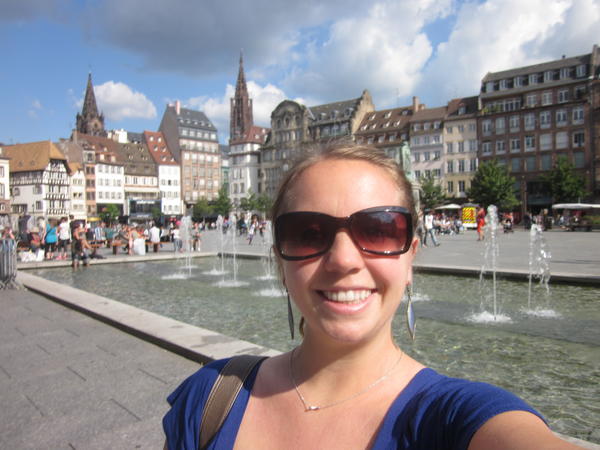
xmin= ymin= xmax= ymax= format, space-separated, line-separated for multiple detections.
xmin=468 ymin=160 xmax=518 ymax=209
xmin=239 ymin=189 xmax=257 ymax=212
xmin=192 ymin=198 xmax=213 ymax=222
xmin=99 ymin=204 xmax=120 ymax=224
xmin=213 ymin=185 xmax=232 ymax=217
xmin=255 ymin=193 xmax=273 ymax=217
xmin=419 ymin=174 xmax=446 ymax=210
xmin=541 ymin=156 xmax=587 ymax=203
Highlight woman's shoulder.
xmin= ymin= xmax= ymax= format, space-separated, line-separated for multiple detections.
xmin=376 ymin=369 xmax=543 ymax=449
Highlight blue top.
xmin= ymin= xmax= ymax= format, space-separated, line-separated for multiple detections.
xmin=45 ymin=224 xmax=57 ymax=243
xmin=163 ymin=358 xmax=544 ymax=450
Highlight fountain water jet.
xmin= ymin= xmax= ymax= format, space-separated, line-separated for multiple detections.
xmin=525 ymin=223 xmax=559 ymax=317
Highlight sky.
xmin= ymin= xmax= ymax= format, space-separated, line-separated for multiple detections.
xmin=1 ymin=0 xmax=599 ymax=146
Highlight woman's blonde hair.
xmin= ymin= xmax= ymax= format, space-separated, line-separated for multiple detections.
xmin=269 ymin=140 xmax=417 ymax=229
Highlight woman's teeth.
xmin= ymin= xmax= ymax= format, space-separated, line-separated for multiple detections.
xmin=322 ymin=290 xmax=372 ymax=303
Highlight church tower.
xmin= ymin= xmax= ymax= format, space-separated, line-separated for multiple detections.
xmin=76 ymin=73 xmax=106 ymax=137
xmin=229 ymin=53 xmax=254 ymax=143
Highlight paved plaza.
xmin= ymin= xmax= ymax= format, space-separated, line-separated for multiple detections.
xmin=2 ymin=228 xmax=599 ymax=448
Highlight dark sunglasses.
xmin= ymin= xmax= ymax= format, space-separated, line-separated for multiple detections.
xmin=274 ymin=206 xmax=413 ymax=261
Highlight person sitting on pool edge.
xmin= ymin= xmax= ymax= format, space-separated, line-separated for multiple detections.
xmin=163 ymin=142 xmax=582 ymax=449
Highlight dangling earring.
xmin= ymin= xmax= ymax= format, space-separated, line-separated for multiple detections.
xmin=287 ymin=291 xmax=295 ymax=340
xmin=406 ymin=284 xmax=416 ymax=341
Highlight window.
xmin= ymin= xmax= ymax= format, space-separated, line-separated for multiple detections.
xmin=542 ymin=92 xmax=552 ymax=105
xmin=447 ymin=181 xmax=454 ymax=194
xmin=540 ymin=111 xmax=551 ymax=128
xmin=495 ymin=118 xmax=505 ymax=134
xmin=526 ymin=94 xmax=537 ymax=107
xmin=541 ymin=154 xmax=552 ymax=170
xmin=434 ymin=121 xmax=441 ymax=129
xmin=525 ymin=135 xmax=536 ymax=151
xmin=509 ymin=115 xmax=520 ymax=132
xmin=510 ymin=138 xmax=521 ymax=153
xmin=482 ymin=120 xmax=492 ymax=135
xmin=458 ymin=160 xmax=465 ymax=173
xmin=576 ymin=64 xmax=586 ymax=77
xmin=458 ymin=180 xmax=466 ymax=193
xmin=558 ymin=89 xmax=569 ymax=103
xmin=511 ymin=157 xmax=521 ymax=172
xmin=413 ymin=153 xmax=420 ymax=163
xmin=447 ymin=161 xmax=454 ymax=173
xmin=433 ymin=135 xmax=441 ymax=144
xmin=500 ymin=79 xmax=508 ymax=90
xmin=544 ymin=71 xmax=554 ymax=82
xmin=414 ymin=170 xmax=421 ymax=179
xmin=458 ymin=125 xmax=465 ymax=133
xmin=486 ymin=81 xmax=495 ymax=92
xmin=470 ymin=159 xmax=477 ymax=172
xmin=573 ymin=131 xmax=585 ymax=147
xmin=469 ymin=140 xmax=477 ymax=152
xmin=514 ymin=76 xmax=523 ymax=87
xmin=496 ymin=140 xmax=506 ymax=154
xmin=524 ymin=113 xmax=536 ymax=130
xmin=525 ymin=156 xmax=536 ymax=172
xmin=560 ymin=67 xmax=570 ymax=79
xmin=529 ymin=73 xmax=538 ymax=85
xmin=458 ymin=141 xmax=465 ymax=153
xmin=446 ymin=142 xmax=454 ymax=153
xmin=446 ymin=126 xmax=453 ymax=133
xmin=556 ymin=109 xmax=567 ymax=126
xmin=572 ymin=106 xmax=584 ymax=124
xmin=433 ymin=169 xmax=441 ymax=178
xmin=424 ymin=152 xmax=430 ymax=161
xmin=36 ymin=201 xmax=42 ymax=210
xmin=540 ymin=134 xmax=552 ymax=151
xmin=482 ymin=142 xmax=491 ymax=154
xmin=434 ymin=151 xmax=441 ymax=160
xmin=556 ymin=131 xmax=568 ymax=149
xmin=423 ymin=122 xmax=431 ymax=130
xmin=573 ymin=151 xmax=585 ymax=168
xmin=423 ymin=136 xmax=430 ymax=145
xmin=469 ymin=123 xmax=476 ymax=132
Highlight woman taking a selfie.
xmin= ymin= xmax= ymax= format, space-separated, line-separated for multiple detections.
xmin=164 ymin=143 xmax=579 ymax=449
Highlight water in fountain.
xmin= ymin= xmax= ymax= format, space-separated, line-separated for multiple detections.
xmin=203 ymin=215 xmax=228 ymax=276
xmin=214 ymin=213 xmax=248 ymax=287
xmin=525 ymin=223 xmax=558 ymax=318
xmin=470 ymin=205 xmax=511 ymax=323
xmin=257 ymin=221 xmax=276 ymax=281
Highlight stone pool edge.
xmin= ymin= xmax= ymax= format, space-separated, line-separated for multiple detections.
xmin=14 ymin=271 xmax=599 ymax=449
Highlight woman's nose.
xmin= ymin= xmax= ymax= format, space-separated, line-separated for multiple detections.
xmin=323 ymin=229 xmax=364 ymax=272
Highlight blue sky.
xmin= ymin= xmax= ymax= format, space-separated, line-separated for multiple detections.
xmin=1 ymin=0 xmax=599 ymax=146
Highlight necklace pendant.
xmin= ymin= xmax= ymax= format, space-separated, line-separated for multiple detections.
xmin=306 ymin=405 xmax=320 ymax=411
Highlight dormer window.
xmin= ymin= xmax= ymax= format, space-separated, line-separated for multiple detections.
xmin=576 ymin=64 xmax=587 ymax=77
xmin=560 ymin=67 xmax=570 ymax=79
xmin=458 ymin=106 xmax=466 ymax=115
xmin=514 ymin=76 xmax=523 ymax=87
xmin=529 ymin=73 xmax=538 ymax=85
xmin=544 ymin=70 xmax=554 ymax=82
xmin=485 ymin=81 xmax=494 ymax=92
xmin=499 ymin=79 xmax=508 ymax=90
xmin=384 ymin=112 xmax=392 ymax=119
xmin=369 ymin=114 xmax=376 ymax=121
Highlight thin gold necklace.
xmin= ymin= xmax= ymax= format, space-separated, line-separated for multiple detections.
xmin=289 ymin=347 xmax=404 ymax=412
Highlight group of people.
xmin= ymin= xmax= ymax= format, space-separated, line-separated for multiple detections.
xmin=416 ymin=210 xmax=464 ymax=247
xmin=163 ymin=142 xmax=578 ymax=449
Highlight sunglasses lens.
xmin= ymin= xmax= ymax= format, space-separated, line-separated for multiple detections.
xmin=352 ymin=211 xmax=408 ymax=254
xmin=276 ymin=213 xmax=331 ymax=259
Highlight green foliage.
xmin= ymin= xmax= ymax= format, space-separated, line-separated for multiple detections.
xmin=419 ymin=174 xmax=446 ymax=210
xmin=239 ymin=189 xmax=257 ymax=212
xmin=99 ymin=204 xmax=120 ymax=224
xmin=213 ymin=185 xmax=232 ymax=217
xmin=468 ymin=160 xmax=518 ymax=209
xmin=255 ymin=193 xmax=273 ymax=216
xmin=150 ymin=206 xmax=161 ymax=220
xmin=541 ymin=156 xmax=587 ymax=203
xmin=192 ymin=198 xmax=213 ymax=222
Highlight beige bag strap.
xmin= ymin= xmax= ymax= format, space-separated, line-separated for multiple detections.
xmin=198 ymin=355 xmax=267 ymax=450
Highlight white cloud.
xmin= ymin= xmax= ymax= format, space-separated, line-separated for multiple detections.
xmin=94 ymin=81 xmax=157 ymax=121
xmin=186 ymin=81 xmax=302 ymax=141
xmin=27 ymin=99 xmax=43 ymax=118
xmin=416 ymin=0 xmax=599 ymax=106
xmin=283 ymin=0 xmax=452 ymax=106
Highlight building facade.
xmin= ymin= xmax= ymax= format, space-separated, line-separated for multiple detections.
xmin=143 ymin=131 xmax=182 ymax=217
xmin=479 ymin=45 xmax=600 ymax=214
xmin=443 ymin=97 xmax=479 ymax=199
xmin=0 ymin=149 xmax=10 ymax=219
xmin=159 ymin=101 xmax=220 ymax=207
xmin=409 ymin=99 xmax=446 ymax=183
xmin=261 ymin=91 xmax=374 ymax=198
xmin=4 ymin=141 xmax=70 ymax=219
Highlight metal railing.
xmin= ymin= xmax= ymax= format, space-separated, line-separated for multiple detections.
xmin=0 ymin=238 xmax=20 ymax=289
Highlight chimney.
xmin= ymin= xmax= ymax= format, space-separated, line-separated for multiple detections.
xmin=412 ymin=96 xmax=419 ymax=111
xmin=175 ymin=100 xmax=181 ymax=115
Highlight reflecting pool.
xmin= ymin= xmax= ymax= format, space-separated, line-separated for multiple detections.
xmin=31 ymin=258 xmax=600 ymax=443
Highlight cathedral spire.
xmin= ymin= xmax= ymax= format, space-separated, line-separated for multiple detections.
xmin=230 ymin=51 xmax=253 ymax=142
xmin=76 ymin=72 xmax=106 ymax=137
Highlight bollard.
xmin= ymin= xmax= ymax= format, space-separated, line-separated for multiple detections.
xmin=0 ymin=239 xmax=21 ymax=289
